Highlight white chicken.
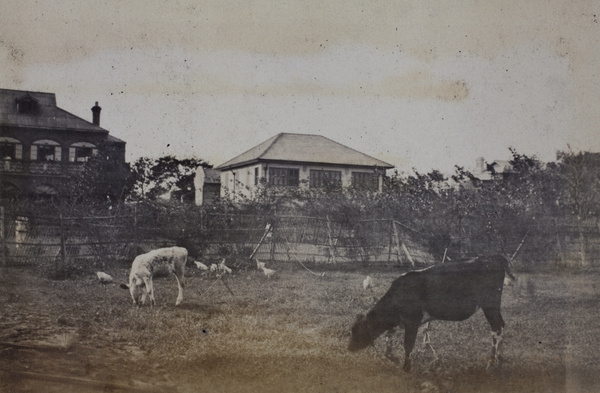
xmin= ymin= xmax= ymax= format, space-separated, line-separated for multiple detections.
xmin=96 ymin=272 xmax=114 ymax=285
xmin=194 ymin=261 xmax=209 ymax=271
xmin=261 ymin=266 xmax=276 ymax=278
xmin=363 ymin=275 xmax=373 ymax=290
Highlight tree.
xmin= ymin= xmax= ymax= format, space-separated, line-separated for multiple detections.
xmin=59 ymin=147 xmax=130 ymax=213
xmin=556 ymin=149 xmax=600 ymax=266
xmin=127 ymin=156 xmax=211 ymax=202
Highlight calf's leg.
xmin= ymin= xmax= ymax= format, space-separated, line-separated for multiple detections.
xmin=143 ymin=277 xmax=156 ymax=306
xmin=174 ymin=274 xmax=184 ymax=306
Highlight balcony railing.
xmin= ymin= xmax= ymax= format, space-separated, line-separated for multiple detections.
xmin=1 ymin=159 xmax=86 ymax=176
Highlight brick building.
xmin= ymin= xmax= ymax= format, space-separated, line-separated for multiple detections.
xmin=0 ymin=88 xmax=127 ymax=200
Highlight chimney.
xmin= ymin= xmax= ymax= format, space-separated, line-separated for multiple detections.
xmin=91 ymin=101 xmax=102 ymax=126
xmin=475 ymin=157 xmax=484 ymax=173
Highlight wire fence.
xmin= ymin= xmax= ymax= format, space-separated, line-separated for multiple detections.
xmin=1 ymin=206 xmax=599 ymax=270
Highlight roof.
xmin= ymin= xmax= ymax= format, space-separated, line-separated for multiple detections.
xmin=105 ymin=134 xmax=126 ymax=144
xmin=216 ymin=133 xmax=394 ymax=170
xmin=0 ymin=88 xmax=108 ymax=134
xmin=203 ymin=168 xmax=221 ymax=183
xmin=491 ymin=160 xmax=513 ymax=173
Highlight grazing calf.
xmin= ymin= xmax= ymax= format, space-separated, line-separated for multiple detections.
xmin=120 ymin=246 xmax=187 ymax=306
xmin=349 ymin=255 xmax=514 ymax=371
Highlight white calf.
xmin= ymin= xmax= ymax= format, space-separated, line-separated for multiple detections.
xmin=120 ymin=246 xmax=187 ymax=306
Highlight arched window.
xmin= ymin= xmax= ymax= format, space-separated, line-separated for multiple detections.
xmin=0 ymin=182 xmax=20 ymax=200
xmin=69 ymin=142 xmax=98 ymax=162
xmin=31 ymin=139 xmax=61 ymax=161
xmin=0 ymin=137 xmax=23 ymax=160
xmin=33 ymin=184 xmax=59 ymax=195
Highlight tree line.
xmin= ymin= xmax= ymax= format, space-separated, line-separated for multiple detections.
xmin=6 ymin=148 xmax=600 ymax=268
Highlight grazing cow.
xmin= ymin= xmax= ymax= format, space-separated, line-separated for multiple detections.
xmin=120 ymin=246 xmax=187 ymax=306
xmin=348 ymin=255 xmax=514 ymax=371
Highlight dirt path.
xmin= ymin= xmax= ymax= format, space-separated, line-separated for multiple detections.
xmin=0 ymin=268 xmax=175 ymax=392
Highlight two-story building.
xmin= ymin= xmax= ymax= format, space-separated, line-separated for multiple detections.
xmin=215 ymin=133 xmax=393 ymax=197
xmin=0 ymin=88 xmax=126 ymax=200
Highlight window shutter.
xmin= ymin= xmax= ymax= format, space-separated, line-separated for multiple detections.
xmin=30 ymin=145 xmax=37 ymax=160
xmin=15 ymin=144 xmax=23 ymax=159
xmin=69 ymin=147 xmax=76 ymax=162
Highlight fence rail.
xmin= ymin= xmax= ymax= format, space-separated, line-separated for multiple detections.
xmin=1 ymin=207 xmax=599 ymax=269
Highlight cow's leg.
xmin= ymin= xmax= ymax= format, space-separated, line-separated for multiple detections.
xmin=143 ymin=277 xmax=156 ymax=306
xmin=403 ymin=323 xmax=419 ymax=372
xmin=422 ymin=322 xmax=439 ymax=362
xmin=174 ymin=274 xmax=184 ymax=306
xmin=482 ymin=308 xmax=505 ymax=368
xmin=384 ymin=328 xmax=400 ymax=363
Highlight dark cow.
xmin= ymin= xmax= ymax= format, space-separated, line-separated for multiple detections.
xmin=348 ymin=255 xmax=514 ymax=371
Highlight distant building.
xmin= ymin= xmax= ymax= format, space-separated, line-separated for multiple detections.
xmin=473 ymin=157 xmax=514 ymax=181
xmin=215 ymin=133 xmax=394 ymax=197
xmin=194 ymin=167 xmax=221 ymax=205
xmin=0 ymin=88 xmax=126 ymax=200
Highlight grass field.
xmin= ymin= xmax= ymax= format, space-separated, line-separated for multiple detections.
xmin=1 ymin=261 xmax=599 ymax=393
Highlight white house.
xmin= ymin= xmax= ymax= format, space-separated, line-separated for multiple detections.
xmin=215 ymin=133 xmax=394 ymax=198
xmin=473 ymin=157 xmax=514 ymax=181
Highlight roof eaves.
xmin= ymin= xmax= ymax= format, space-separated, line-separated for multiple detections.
xmin=215 ymin=157 xmax=262 ymax=171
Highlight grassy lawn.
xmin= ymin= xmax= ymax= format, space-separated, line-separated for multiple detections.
xmin=1 ymin=262 xmax=599 ymax=392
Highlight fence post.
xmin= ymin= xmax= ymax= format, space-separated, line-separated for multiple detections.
xmin=326 ymin=216 xmax=336 ymax=264
xmin=1 ymin=206 xmax=5 ymax=267
xmin=388 ymin=219 xmax=393 ymax=262
xmin=269 ymin=220 xmax=276 ymax=264
xmin=133 ymin=205 xmax=138 ymax=247
xmin=59 ymin=213 xmax=66 ymax=267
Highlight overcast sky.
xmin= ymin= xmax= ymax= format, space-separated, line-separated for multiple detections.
xmin=2 ymin=1 xmax=599 ymax=174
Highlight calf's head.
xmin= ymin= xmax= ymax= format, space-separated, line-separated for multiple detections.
xmin=119 ymin=276 xmax=146 ymax=305
xmin=348 ymin=314 xmax=374 ymax=352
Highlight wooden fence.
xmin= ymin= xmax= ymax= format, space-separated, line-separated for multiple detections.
xmin=1 ymin=206 xmax=599 ymax=268
xmin=0 ymin=209 xmax=434 ymax=267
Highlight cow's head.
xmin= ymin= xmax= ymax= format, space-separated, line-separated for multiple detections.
xmin=119 ymin=276 xmax=146 ymax=306
xmin=348 ymin=314 xmax=374 ymax=352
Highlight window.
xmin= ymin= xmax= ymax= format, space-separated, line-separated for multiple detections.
xmin=352 ymin=172 xmax=378 ymax=191
xmin=31 ymin=140 xmax=61 ymax=161
xmin=69 ymin=142 xmax=98 ymax=162
xmin=309 ymin=170 xmax=342 ymax=188
xmin=254 ymin=167 xmax=259 ymax=186
xmin=0 ymin=137 xmax=23 ymax=160
xmin=269 ymin=167 xmax=299 ymax=187
xmin=1 ymin=143 xmax=16 ymax=159
xmin=16 ymin=95 xmax=38 ymax=114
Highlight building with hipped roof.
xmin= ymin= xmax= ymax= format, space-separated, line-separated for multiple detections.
xmin=0 ymin=88 xmax=126 ymax=200
xmin=215 ymin=133 xmax=393 ymax=198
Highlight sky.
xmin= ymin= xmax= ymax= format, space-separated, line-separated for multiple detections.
xmin=1 ymin=1 xmax=599 ymax=174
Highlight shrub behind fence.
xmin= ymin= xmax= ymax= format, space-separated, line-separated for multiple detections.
xmin=1 ymin=205 xmax=598 ymax=271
